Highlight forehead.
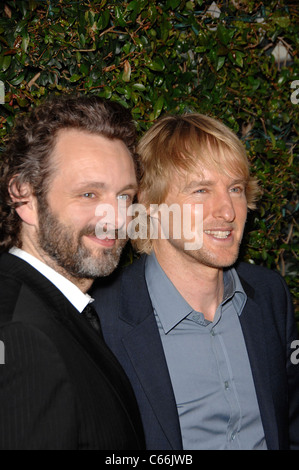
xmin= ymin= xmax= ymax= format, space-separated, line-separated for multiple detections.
xmin=53 ymin=128 xmax=129 ymax=161
xmin=53 ymin=128 xmax=134 ymax=171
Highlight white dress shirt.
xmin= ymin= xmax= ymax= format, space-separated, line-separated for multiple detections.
xmin=9 ymin=247 xmax=93 ymax=313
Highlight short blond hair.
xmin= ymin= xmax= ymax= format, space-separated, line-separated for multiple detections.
xmin=134 ymin=113 xmax=261 ymax=254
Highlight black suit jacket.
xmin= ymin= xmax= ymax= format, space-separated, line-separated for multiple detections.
xmin=0 ymin=253 xmax=145 ymax=450
xmin=92 ymin=254 xmax=299 ymax=450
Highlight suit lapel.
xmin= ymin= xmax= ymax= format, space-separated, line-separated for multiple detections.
xmin=118 ymin=256 xmax=183 ymax=450
xmin=238 ymin=275 xmax=279 ymax=450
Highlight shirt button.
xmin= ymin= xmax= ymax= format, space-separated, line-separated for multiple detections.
xmin=224 ymin=381 xmax=229 ymax=390
xmin=231 ymin=432 xmax=236 ymax=441
xmin=211 ymin=329 xmax=215 ymax=336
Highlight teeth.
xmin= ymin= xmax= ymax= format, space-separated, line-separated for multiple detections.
xmin=204 ymin=230 xmax=231 ymax=239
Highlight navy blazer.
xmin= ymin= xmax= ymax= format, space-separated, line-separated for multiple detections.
xmin=92 ymin=254 xmax=299 ymax=450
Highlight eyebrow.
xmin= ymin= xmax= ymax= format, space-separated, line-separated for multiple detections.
xmin=183 ymin=178 xmax=246 ymax=191
xmin=76 ymin=182 xmax=106 ymax=190
xmin=75 ymin=181 xmax=138 ymax=192
xmin=118 ymin=183 xmax=139 ymax=193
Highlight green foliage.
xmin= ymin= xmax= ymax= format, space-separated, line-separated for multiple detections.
xmin=0 ymin=0 xmax=298 ymax=315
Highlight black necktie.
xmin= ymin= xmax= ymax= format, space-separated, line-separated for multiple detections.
xmin=82 ymin=303 xmax=103 ymax=337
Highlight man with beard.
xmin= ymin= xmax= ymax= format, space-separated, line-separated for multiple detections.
xmin=0 ymin=96 xmax=145 ymax=450
xmin=92 ymin=113 xmax=299 ymax=450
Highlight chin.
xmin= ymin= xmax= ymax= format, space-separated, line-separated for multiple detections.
xmin=187 ymin=248 xmax=240 ymax=269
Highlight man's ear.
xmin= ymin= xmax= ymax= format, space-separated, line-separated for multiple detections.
xmin=9 ymin=177 xmax=38 ymax=226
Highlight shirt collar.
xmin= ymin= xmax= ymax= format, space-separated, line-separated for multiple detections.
xmin=223 ymin=268 xmax=247 ymax=314
xmin=145 ymin=252 xmax=192 ymax=334
xmin=145 ymin=252 xmax=247 ymax=334
xmin=9 ymin=247 xmax=93 ymax=313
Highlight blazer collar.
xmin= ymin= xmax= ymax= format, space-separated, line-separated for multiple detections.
xmin=119 ymin=255 xmax=153 ymax=325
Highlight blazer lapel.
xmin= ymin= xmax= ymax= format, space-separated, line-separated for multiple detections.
xmin=118 ymin=257 xmax=183 ymax=450
xmin=238 ymin=276 xmax=279 ymax=450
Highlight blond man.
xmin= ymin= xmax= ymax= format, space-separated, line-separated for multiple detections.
xmin=93 ymin=113 xmax=299 ymax=450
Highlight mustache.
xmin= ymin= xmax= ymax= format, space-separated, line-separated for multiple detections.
xmin=79 ymin=224 xmax=123 ymax=240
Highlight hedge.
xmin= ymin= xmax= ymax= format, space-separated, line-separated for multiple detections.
xmin=0 ymin=0 xmax=298 ymax=316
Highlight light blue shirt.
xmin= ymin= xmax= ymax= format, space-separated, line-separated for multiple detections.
xmin=145 ymin=252 xmax=267 ymax=450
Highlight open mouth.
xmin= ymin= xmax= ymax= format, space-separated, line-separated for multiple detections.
xmin=204 ymin=230 xmax=232 ymax=239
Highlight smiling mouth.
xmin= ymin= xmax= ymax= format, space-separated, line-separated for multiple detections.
xmin=204 ymin=230 xmax=232 ymax=239
xmin=84 ymin=234 xmax=116 ymax=246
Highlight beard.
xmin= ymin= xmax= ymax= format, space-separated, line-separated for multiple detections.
xmin=165 ymin=234 xmax=242 ymax=270
xmin=37 ymin=202 xmax=127 ymax=280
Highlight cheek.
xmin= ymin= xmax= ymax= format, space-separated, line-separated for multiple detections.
xmin=200 ymin=201 xmax=212 ymax=222
xmin=188 ymin=204 xmax=203 ymax=226
xmin=59 ymin=204 xmax=97 ymax=229
xmin=234 ymin=201 xmax=248 ymax=228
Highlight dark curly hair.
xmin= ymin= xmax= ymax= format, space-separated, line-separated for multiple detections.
xmin=0 ymin=95 xmax=139 ymax=253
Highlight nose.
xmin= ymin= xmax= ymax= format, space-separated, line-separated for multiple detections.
xmin=115 ymin=198 xmax=127 ymax=232
xmin=212 ymin=191 xmax=236 ymax=222
xmin=95 ymin=199 xmax=127 ymax=238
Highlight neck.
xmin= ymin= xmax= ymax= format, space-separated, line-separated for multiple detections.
xmin=153 ymin=244 xmax=224 ymax=322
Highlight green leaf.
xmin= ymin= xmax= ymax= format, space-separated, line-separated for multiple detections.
xmin=1 ymin=55 xmax=11 ymax=72
xmin=80 ymin=33 xmax=86 ymax=47
xmin=80 ymin=64 xmax=89 ymax=76
xmin=10 ymin=73 xmax=25 ymax=86
xmin=115 ymin=6 xmax=127 ymax=27
xmin=127 ymin=0 xmax=138 ymax=11
xmin=126 ymin=0 xmax=139 ymax=22
xmin=216 ymin=56 xmax=225 ymax=71
xmin=197 ymin=31 xmax=211 ymax=47
xmin=150 ymin=95 xmax=164 ymax=120
xmin=132 ymin=83 xmax=146 ymax=91
xmin=229 ymin=51 xmax=245 ymax=68
xmin=69 ymin=74 xmax=81 ymax=83
xmin=98 ymin=86 xmax=112 ymax=99
xmin=249 ymin=78 xmax=261 ymax=91
xmin=235 ymin=51 xmax=244 ymax=68
xmin=217 ymin=25 xmax=234 ymax=46
xmin=145 ymin=57 xmax=165 ymax=72
xmin=22 ymin=32 xmax=30 ymax=53
xmin=272 ymin=13 xmax=290 ymax=28
xmin=166 ymin=0 xmax=180 ymax=9
xmin=98 ymin=10 xmax=110 ymax=30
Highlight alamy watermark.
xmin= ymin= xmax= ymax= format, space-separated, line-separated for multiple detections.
xmin=291 ymin=340 xmax=299 ymax=365
xmin=95 ymin=201 xmax=203 ymax=250
xmin=291 ymin=80 xmax=299 ymax=104
xmin=0 ymin=80 xmax=4 ymax=105
xmin=0 ymin=340 xmax=5 ymax=364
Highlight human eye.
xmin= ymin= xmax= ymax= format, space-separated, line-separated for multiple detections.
xmin=117 ymin=192 xmax=135 ymax=204
xmin=230 ymin=184 xmax=245 ymax=194
xmin=82 ymin=192 xmax=96 ymax=199
xmin=194 ymin=188 xmax=207 ymax=194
